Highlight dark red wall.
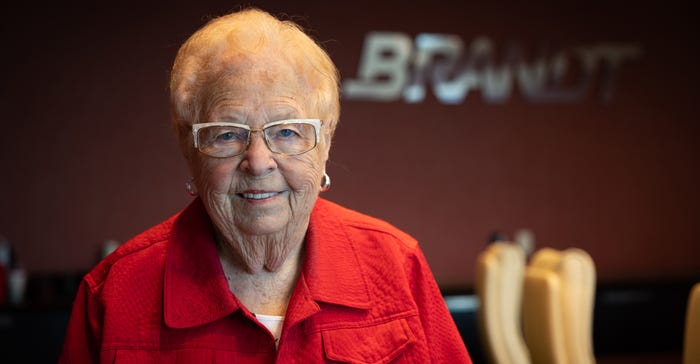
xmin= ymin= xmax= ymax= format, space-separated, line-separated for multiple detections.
xmin=1 ymin=1 xmax=698 ymax=287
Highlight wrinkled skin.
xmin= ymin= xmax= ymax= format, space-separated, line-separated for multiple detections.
xmin=186 ymin=54 xmax=330 ymax=274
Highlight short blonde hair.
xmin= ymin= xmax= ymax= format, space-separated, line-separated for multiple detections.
xmin=169 ymin=8 xmax=340 ymax=150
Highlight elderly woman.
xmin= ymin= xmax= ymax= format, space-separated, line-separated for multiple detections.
xmin=60 ymin=8 xmax=471 ymax=363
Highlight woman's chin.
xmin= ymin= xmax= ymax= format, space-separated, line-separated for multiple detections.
xmin=236 ymin=217 xmax=290 ymax=236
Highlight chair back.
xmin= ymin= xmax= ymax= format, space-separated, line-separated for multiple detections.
xmin=475 ymin=242 xmax=531 ymax=364
xmin=523 ymin=248 xmax=596 ymax=364
xmin=684 ymin=282 xmax=700 ymax=364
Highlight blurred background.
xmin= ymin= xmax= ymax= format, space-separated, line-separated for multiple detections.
xmin=0 ymin=0 xmax=697 ymax=362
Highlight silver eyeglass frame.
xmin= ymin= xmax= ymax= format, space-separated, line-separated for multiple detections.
xmin=191 ymin=119 xmax=322 ymax=158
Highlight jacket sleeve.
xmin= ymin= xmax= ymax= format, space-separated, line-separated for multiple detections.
xmin=59 ymin=277 xmax=102 ymax=364
xmin=407 ymin=245 xmax=473 ymax=364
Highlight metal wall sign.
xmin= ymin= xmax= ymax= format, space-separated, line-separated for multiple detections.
xmin=343 ymin=32 xmax=642 ymax=104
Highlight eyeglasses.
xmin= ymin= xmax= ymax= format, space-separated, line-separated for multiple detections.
xmin=191 ymin=119 xmax=321 ymax=158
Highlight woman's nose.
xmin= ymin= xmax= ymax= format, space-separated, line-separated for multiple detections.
xmin=240 ymin=132 xmax=276 ymax=175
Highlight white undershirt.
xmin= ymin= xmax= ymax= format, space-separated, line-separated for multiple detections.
xmin=255 ymin=313 xmax=285 ymax=348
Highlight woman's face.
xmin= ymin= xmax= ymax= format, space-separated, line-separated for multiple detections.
xmin=188 ymin=57 xmax=330 ymax=241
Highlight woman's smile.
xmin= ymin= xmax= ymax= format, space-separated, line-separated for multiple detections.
xmin=236 ymin=190 xmax=286 ymax=204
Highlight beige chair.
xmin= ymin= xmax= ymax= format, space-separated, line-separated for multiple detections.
xmin=522 ymin=248 xmax=596 ymax=364
xmin=475 ymin=242 xmax=531 ymax=364
xmin=684 ymin=282 xmax=700 ymax=364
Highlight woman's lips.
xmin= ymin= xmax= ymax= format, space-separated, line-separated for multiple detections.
xmin=238 ymin=191 xmax=281 ymax=200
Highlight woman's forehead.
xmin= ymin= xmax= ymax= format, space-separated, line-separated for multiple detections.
xmin=204 ymin=61 xmax=310 ymax=106
xmin=206 ymin=98 xmax=306 ymax=122
xmin=212 ymin=55 xmax=312 ymax=94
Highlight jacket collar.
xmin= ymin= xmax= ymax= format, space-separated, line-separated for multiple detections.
xmin=163 ymin=198 xmax=239 ymax=329
xmin=163 ymin=197 xmax=371 ymax=329
xmin=301 ymin=198 xmax=372 ymax=309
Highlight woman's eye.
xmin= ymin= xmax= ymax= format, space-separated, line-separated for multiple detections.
xmin=277 ymin=128 xmax=297 ymax=138
xmin=216 ymin=130 xmax=246 ymax=142
xmin=219 ymin=132 xmax=234 ymax=140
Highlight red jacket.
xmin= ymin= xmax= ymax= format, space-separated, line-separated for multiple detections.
xmin=59 ymin=198 xmax=472 ymax=363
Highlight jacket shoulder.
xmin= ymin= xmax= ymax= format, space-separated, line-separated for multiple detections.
xmin=82 ymin=211 xmax=180 ymax=292
xmin=315 ymin=198 xmax=418 ymax=250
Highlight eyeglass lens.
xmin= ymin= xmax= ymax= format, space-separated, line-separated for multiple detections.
xmin=197 ymin=122 xmax=317 ymax=157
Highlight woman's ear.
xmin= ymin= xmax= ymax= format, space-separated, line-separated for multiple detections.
xmin=320 ymin=121 xmax=334 ymax=162
xmin=322 ymin=133 xmax=332 ymax=161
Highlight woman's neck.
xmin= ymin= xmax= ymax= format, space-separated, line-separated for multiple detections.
xmin=217 ymin=233 xmax=305 ymax=316
xmin=215 ymin=220 xmax=307 ymax=273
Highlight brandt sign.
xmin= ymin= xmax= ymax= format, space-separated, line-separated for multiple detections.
xmin=343 ymin=32 xmax=642 ymax=104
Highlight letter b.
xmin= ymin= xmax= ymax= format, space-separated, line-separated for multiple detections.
xmin=343 ymin=32 xmax=412 ymax=101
